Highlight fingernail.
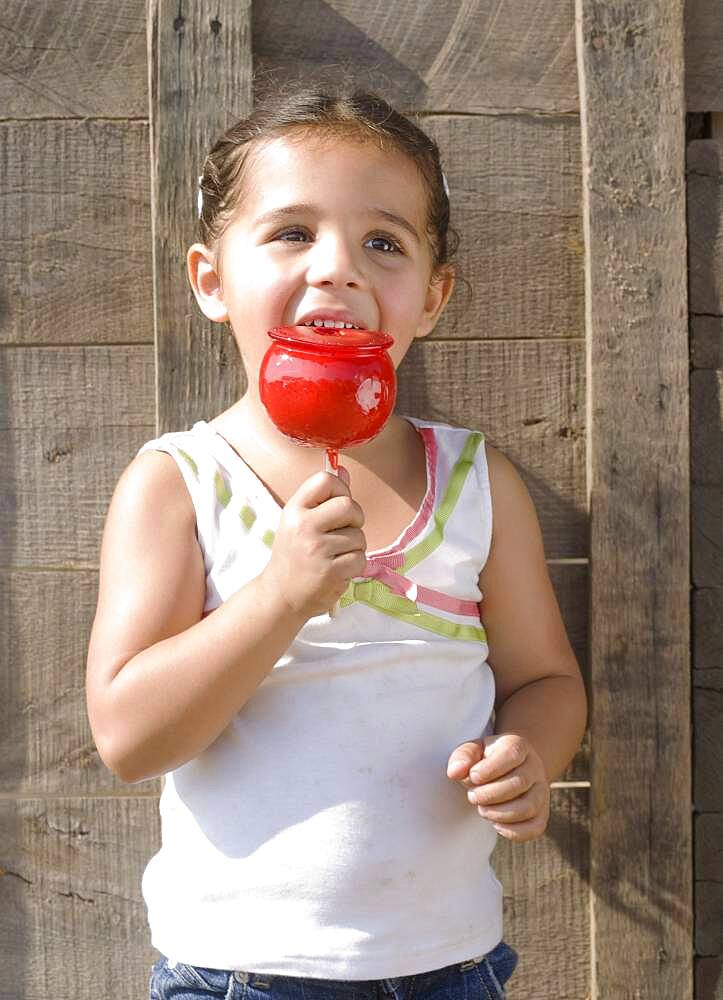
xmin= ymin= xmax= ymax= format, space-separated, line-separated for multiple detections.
xmin=466 ymin=790 xmax=477 ymax=804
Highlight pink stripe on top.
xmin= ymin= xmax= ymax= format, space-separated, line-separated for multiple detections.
xmin=365 ymin=426 xmax=438 ymax=562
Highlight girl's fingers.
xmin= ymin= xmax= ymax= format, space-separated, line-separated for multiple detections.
xmin=467 ymin=767 xmax=532 ymax=806
xmin=467 ymin=783 xmax=544 ymax=822
xmin=487 ymin=813 xmax=549 ymax=843
xmin=467 ymin=734 xmax=529 ymax=786
xmin=325 ymin=527 xmax=366 ymax=556
xmin=309 ymin=494 xmax=366 ymax=532
xmin=446 ymin=740 xmax=484 ymax=779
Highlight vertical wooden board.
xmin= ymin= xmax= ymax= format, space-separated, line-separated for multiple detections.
xmin=696 ymin=957 xmax=723 ymax=1000
xmin=0 ymin=346 xmax=155 ymax=566
xmin=148 ymin=0 xmax=252 ymax=435
xmin=495 ymin=787 xmax=590 ymax=999
xmin=576 ymin=1 xmax=692 ymax=996
xmin=691 ymin=371 xmax=723 ymax=485
xmin=399 ymin=339 xmax=587 ymax=557
xmin=692 ymin=486 xmax=723 ymax=588
xmin=691 ymin=316 xmax=723 ymax=371
xmin=693 ymin=588 xmax=723 ymax=670
xmin=0 ymin=571 xmax=161 ymax=797
xmin=685 ymin=0 xmax=723 ymax=112
xmin=686 ymin=141 xmax=722 ymax=316
xmin=0 ymin=0 xmax=148 ymax=118
xmin=422 ymin=114 xmax=584 ymax=342
xmin=693 ymin=688 xmax=723 ymax=813
xmin=252 ymin=0 xmax=580 ymax=114
xmin=0 ymin=121 xmax=153 ymax=346
xmin=0 ymin=797 xmax=159 ymax=1000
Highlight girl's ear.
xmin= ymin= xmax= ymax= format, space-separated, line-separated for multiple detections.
xmin=187 ymin=243 xmax=229 ymax=323
xmin=416 ymin=267 xmax=455 ymax=339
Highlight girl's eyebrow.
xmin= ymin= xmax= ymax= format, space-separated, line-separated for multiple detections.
xmin=253 ymin=204 xmax=420 ymax=244
xmin=373 ymin=209 xmax=420 ymax=245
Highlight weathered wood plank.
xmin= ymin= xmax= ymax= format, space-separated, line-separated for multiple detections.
xmin=399 ymin=339 xmax=587 ymax=558
xmin=685 ymin=0 xmax=723 ymax=112
xmin=424 ymin=114 xmax=584 ymax=342
xmin=693 ymin=588 xmax=723 ymax=671
xmin=692 ymin=486 xmax=723 ymax=588
xmin=686 ymin=140 xmax=723 ymax=317
xmin=497 ymin=786 xmax=590 ymax=999
xmin=0 ymin=570 xmax=162 ymax=797
xmin=0 ymin=121 xmax=152 ymax=346
xmin=696 ymin=882 xmax=723 ymax=957
xmin=0 ymin=346 xmax=155 ymax=566
xmin=691 ymin=316 xmax=723 ymax=371
xmin=576 ymin=1 xmax=692 ymax=996
xmin=694 ymin=688 xmax=723 ymax=813
xmin=696 ymin=957 xmax=723 ymax=1000
xmin=253 ymin=0 xmax=580 ymax=114
xmin=149 ymin=0 xmax=252 ymax=435
xmin=0 ymin=797 xmax=159 ymax=1000
xmin=696 ymin=814 xmax=723 ymax=882
xmin=691 ymin=371 xmax=723 ymax=485
xmin=0 ymin=0 xmax=147 ymax=118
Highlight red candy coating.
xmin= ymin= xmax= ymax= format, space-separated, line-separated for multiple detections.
xmin=259 ymin=326 xmax=397 ymax=452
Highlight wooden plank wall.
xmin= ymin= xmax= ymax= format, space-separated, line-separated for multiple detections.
xmin=0 ymin=0 xmax=718 ymax=997
xmin=576 ymin=2 xmax=692 ymax=997
xmin=687 ymin=118 xmax=723 ymax=1000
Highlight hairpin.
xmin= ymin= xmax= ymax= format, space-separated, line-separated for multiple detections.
xmin=197 ymin=176 xmax=204 ymax=218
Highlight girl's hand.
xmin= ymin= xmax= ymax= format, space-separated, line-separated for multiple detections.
xmin=446 ymin=734 xmax=551 ymax=842
xmin=261 ymin=466 xmax=366 ymax=620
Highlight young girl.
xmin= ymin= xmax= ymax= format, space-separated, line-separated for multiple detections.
xmin=86 ymin=89 xmax=587 ymax=1000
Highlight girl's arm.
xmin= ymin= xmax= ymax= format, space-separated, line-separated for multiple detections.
xmin=86 ymin=451 xmax=364 ymax=784
xmin=447 ymin=443 xmax=588 ymax=841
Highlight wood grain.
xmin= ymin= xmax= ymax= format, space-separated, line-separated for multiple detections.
xmin=692 ymin=370 xmax=723 ymax=485
xmin=0 ymin=346 xmax=155 ymax=567
xmin=691 ymin=316 xmax=723 ymax=371
xmin=0 ymin=0 xmax=147 ymax=118
xmin=692 ymin=486 xmax=723 ymax=588
xmin=685 ymin=0 xmax=723 ymax=111
xmin=576 ymin=0 xmax=692 ymax=995
xmin=0 ymin=797 xmax=160 ymax=1000
xmin=399 ymin=339 xmax=587 ymax=558
xmin=423 ymin=114 xmax=584 ymax=342
xmin=497 ymin=786 xmax=590 ymax=999
xmin=148 ymin=0 xmax=252 ymax=435
xmin=0 ymin=120 xmax=152 ymax=346
xmin=686 ymin=141 xmax=723 ymax=317
xmin=252 ymin=0 xmax=579 ymax=115
xmin=0 ymin=570 xmax=162 ymax=797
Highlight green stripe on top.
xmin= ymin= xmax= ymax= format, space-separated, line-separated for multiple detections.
xmin=214 ymin=470 xmax=232 ymax=508
xmin=340 ymin=579 xmax=487 ymax=644
xmin=402 ymin=431 xmax=484 ymax=573
xmin=177 ymin=448 xmax=199 ymax=479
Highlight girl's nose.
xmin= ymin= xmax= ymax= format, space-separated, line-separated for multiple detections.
xmin=306 ymin=235 xmax=367 ymax=289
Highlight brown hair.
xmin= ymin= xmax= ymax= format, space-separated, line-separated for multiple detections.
xmin=197 ymin=88 xmax=458 ymax=274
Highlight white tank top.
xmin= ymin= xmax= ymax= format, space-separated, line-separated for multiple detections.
xmin=136 ymin=415 xmax=502 ymax=979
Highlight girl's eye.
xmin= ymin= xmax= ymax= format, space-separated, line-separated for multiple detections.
xmin=366 ymin=235 xmax=401 ymax=254
xmin=276 ymin=228 xmax=310 ymax=243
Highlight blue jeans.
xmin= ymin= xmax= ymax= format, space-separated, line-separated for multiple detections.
xmin=149 ymin=940 xmax=519 ymax=999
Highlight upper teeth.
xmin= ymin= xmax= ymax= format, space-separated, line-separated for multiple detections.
xmin=303 ymin=319 xmax=361 ymax=329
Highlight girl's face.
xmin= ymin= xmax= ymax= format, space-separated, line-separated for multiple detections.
xmin=188 ymin=134 xmax=454 ymax=388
